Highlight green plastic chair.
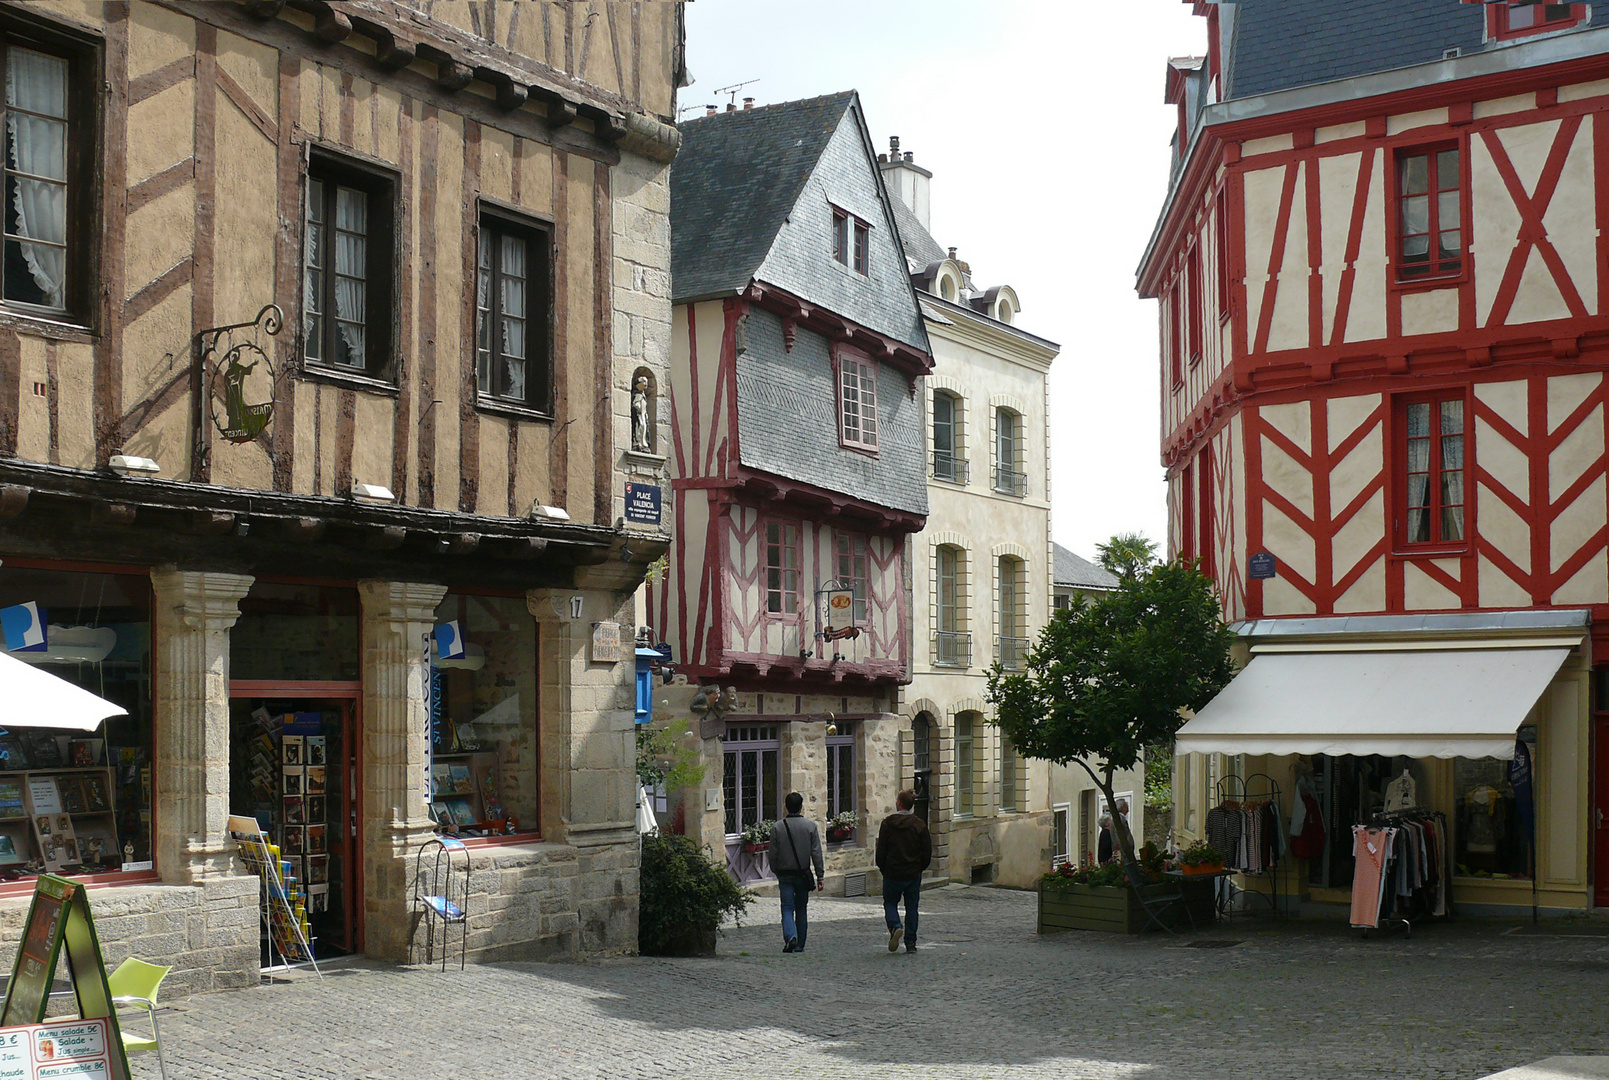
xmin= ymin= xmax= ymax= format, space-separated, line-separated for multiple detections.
xmin=106 ymin=957 xmax=170 ymax=1080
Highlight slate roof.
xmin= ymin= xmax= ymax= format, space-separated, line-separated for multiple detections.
xmin=671 ymin=92 xmax=856 ymax=303
xmin=1226 ymin=0 xmax=1609 ymax=100
xmin=889 ymin=195 xmax=946 ymax=268
xmin=1053 ymin=543 xmax=1119 ymax=591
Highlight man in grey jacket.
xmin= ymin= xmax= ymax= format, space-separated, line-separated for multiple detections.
xmin=770 ymin=791 xmax=825 ymax=953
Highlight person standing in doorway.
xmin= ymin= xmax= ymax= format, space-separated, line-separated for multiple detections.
xmin=876 ymin=788 xmax=932 ymax=953
xmin=771 ymin=791 xmax=824 ymax=953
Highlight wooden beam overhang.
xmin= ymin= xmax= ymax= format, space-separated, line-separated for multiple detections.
xmin=682 ymin=652 xmax=908 ymax=691
xmin=0 ymin=458 xmax=633 ymax=590
xmin=254 ymin=0 xmax=672 ymax=159
xmin=744 ymin=283 xmax=934 ymax=377
xmin=729 ymin=467 xmax=926 ymax=536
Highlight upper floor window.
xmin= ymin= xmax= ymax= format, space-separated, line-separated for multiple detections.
xmin=999 ymin=737 xmax=1019 ymax=813
xmin=994 ymin=408 xmax=1026 ymax=496
xmin=1166 ymin=285 xmax=1183 ymax=388
xmin=1214 ymin=190 xmax=1230 ymax=318
xmin=1186 ymin=245 xmax=1203 ymax=363
xmin=1394 ymin=145 xmax=1463 ymax=282
xmin=1398 ymin=394 xmax=1466 ymax=547
xmin=835 ymin=531 xmax=868 ymax=625
xmin=832 ymin=207 xmax=869 ymax=275
xmin=935 ymin=544 xmax=970 ymax=668
xmin=1491 ymin=2 xmax=1588 ymax=38
xmin=305 ymin=154 xmax=395 ymax=376
xmin=997 ymin=555 xmax=1027 ymax=671
xmin=955 ymin=713 xmax=977 ymax=817
xmin=0 ymin=21 xmax=94 ymax=320
xmin=766 ymin=521 xmax=800 ymax=615
xmin=477 ymin=209 xmax=554 ymax=412
xmin=932 ymin=390 xmax=966 ymax=483
xmin=838 ymin=350 xmax=878 ymax=451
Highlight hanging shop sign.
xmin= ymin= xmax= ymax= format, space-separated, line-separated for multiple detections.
xmin=0 ymin=874 xmax=130 ymax=1080
xmin=1248 ymin=552 xmax=1277 ymax=580
xmin=203 ymin=304 xmax=283 ymax=444
xmin=624 ymin=483 xmax=662 ymax=525
xmin=821 ymin=587 xmax=859 ymax=641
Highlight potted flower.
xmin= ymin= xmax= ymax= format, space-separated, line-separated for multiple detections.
xmin=740 ymin=819 xmax=774 ymax=853
xmin=1178 ymin=839 xmax=1226 ymax=876
xmin=825 ymin=811 xmax=856 ymax=844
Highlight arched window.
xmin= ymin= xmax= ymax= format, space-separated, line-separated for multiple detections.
xmin=997 ymin=555 xmax=1027 ymax=670
xmin=955 ymin=711 xmax=982 ymax=817
xmin=994 ymin=408 xmax=1026 ymax=496
xmin=913 ymin=713 xmax=932 ymax=773
xmin=935 ymin=545 xmax=970 ymax=667
xmin=999 ymin=736 xmax=1019 ymax=812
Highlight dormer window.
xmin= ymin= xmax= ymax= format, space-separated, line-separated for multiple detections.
xmin=1489 ymin=2 xmax=1588 ymax=39
xmin=832 ymin=207 xmax=870 ymax=275
xmin=836 ymin=345 xmax=878 ymax=452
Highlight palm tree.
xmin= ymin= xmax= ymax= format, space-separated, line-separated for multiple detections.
xmin=1095 ymin=532 xmax=1158 ymax=581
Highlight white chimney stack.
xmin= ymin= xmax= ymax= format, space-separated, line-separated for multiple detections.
xmin=878 ymin=135 xmax=932 ymax=233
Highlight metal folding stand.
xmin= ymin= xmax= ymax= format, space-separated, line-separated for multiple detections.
xmin=412 ymin=836 xmax=470 ymax=971
xmin=228 ymin=816 xmax=321 ymax=979
xmin=1212 ymin=773 xmax=1288 ymax=919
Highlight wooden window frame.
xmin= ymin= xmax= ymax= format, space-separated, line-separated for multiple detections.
xmin=936 ymin=544 xmax=962 ymax=635
xmin=476 ymin=203 xmax=555 ymax=416
xmin=303 ymin=149 xmax=397 ymax=381
xmin=1389 ymin=140 xmax=1468 ymax=287
xmin=764 ymin=519 xmax=801 ymax=617
xmin=1197 ymin=446 xmax=1215 ymax=580
xmin=835 ymin=345 xmax=879 ymax=453
xmin=993 ymin=407 xmax=1026 ymax=497
xmin=1489 ymin=3 xmax=1588 ymax=39
xmin=0 ymin=11 xmax=100 ymax=326
xmin=955 ymin=714 xmax=976 ymax=818
xmin=835 ymin=530 xmax=869 ymax=626
xmin=1167 ymin=283 xmax=1183 ymax=389
xmin=1214 ymin=190 xmax=1231 ymax=324
xmin=831 ymin=205 xmax=871 ymax=276
xmin=1393 ymin=389 xmax=1471 ymax=552
xmin=1180 ymin=461 xmax=1196 ymax=561
xmin=1186 ymin=244 xmax=1203 ymax=366
xmin=825 ymin=727 xmax=855 ymax=823
xmin=932 ymin=389 xmax=965 ymax=483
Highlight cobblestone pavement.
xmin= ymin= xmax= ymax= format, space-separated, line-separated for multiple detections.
xmin=142 ymin=885 xmax=1609 ymax=1080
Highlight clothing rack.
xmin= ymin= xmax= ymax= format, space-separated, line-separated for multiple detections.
xmin=1209 ymin=773 xmax=1287 ymax=919
xmin=1351 ymin=806 xmax=1450 ymax=940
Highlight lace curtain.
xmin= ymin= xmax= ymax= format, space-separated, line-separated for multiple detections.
xmin=332 ymin=186 xmax=366 ymax=364
xmin=6 ymin=47 xmax=68 ymax=309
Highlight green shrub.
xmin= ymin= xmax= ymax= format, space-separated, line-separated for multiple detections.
xmin=638 ymin=832 xmax=754 ymax=955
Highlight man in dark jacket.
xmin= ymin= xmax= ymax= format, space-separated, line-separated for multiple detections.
xmin=770 ymin=791 xmax=824 ymax=953
xmin=875 ymin=788 xmax=932 ymax=953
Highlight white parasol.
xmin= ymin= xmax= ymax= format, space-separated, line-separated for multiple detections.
xmin=0 ymin=648 xmax=126 ymax=731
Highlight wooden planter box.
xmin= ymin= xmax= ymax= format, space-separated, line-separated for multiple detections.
xmin=1037 ymin=879 xmax=1217 ymax=935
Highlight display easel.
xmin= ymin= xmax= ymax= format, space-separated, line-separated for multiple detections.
xmin=412 ymin=836 xmax=469 ymax=971
xmin=228 ymin=816 xmax=321 ymax=979
xmin=1213 ymin=773 xmax=1287 ymax=919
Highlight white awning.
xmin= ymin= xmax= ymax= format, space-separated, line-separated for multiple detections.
xmin=1175 ymin=646 xmax=1574 ymax=760
xmin=0 ymin=648 xmax=126 ymax=731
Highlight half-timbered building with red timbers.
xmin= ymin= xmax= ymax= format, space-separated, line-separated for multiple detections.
xmin=648 ymin=92 xmax=932 ymax=889
xmin=1148 ymin=1 xmax=1609 ymax=917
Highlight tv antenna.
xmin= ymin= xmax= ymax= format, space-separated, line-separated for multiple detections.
xmin=712 ymin=78 xmax=759 ymax=106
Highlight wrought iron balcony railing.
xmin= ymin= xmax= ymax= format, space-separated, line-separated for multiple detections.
xmin=933 ymin=630 xmax=972 ymax=668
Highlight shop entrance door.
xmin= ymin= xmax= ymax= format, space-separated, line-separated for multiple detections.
xmin=228 ymin=683 xmax=361 ymax=956
xmin=1595 ymin=716 xmax=1609 ymax=906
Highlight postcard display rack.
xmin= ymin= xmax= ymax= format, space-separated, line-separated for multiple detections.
xmin=0 ymin=761 xmax=121 ymax=876
xmin=277 ymin=735 xmax=332 ymax=921
xmin=412 ymin=836 xmax=469 ymax=971
xmin=229 ymin=817 xmax=321 ymax=977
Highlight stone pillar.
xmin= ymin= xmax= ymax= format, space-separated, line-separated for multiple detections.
xmin=528 ymin=586 xmax=639 ymax=955
xmin=358 ymin=580 xmax=447 ymax=960
xmin=150 ymin=567 xmax=254 ymax=885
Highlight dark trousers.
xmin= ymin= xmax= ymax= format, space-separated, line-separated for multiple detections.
xmin=778 ymin=872 xmax=811 ymax=948
xmin=883 ymin=876 xmax=921 ymax=945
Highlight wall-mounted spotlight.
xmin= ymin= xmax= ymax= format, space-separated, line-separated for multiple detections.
xmin=108 ymin=449 xmax=160 ymax=477
xmin=351 ymin=480 xmax=396 ymax=503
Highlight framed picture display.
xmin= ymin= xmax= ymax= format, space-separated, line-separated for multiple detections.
xmin=282 ymin=736 xmax=303 ymax=766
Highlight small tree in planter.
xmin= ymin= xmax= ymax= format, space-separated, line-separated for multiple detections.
xmin=987 ymin=540 xmax=1234 ymax=872
xmin=639 ymin=832 xmax=754 ymax=956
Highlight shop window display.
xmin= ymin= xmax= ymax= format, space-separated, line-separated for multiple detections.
xmin=428 ymin=594 xmax=538 ymax=837
xmin=1453 ymin=728 xmax=1535 ymax=880
xmin=0 ymin=564 xmax=153 ymax=881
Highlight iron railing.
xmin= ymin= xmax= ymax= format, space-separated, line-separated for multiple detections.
xmin=933 ymin=630 xmax=972 ymax=668
xmin=932 ymin=450 xmax=969 ymax=484
xmin=995 ymin=635 xmax=1030 ymax=671
xmin=993 ymin=466 xmax=1028 ymax=497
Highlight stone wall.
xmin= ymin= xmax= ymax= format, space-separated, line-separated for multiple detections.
xmin=0 ymin=876 xmax=260 ymax=1000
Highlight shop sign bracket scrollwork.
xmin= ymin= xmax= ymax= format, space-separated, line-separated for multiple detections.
xmin=200 ymin=304 xmax=283 ymax=445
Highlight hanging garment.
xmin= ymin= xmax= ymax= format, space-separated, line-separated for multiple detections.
xmin=1384 ymin=770 xmax=1417 ymax=812
xmin=1291 ymin=791 xmax=1326 ymax=859
xmin=1350 ymin=825 xmax=1395 ymax=928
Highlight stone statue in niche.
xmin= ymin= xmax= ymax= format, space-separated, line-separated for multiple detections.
xmin=631 ymin=375 xmax=653 ymax=453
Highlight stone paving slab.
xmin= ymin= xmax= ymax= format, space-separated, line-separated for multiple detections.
xmin=127 ymin=885 xmax=1609 ymax=1080
xmin=1480 ymin=1060 xmax=1609 ymax=1080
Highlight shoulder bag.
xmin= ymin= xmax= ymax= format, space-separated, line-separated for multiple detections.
xmin=779 ymin=817 xmax=816 ymax=889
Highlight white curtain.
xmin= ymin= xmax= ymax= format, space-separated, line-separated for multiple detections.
xmin=499 ymin=234 xmax=526 ymax=399
xmin=333 ymin=185 xmax=366 ymax=363
xmin=6 ymin=48 xmax=67 ymax=309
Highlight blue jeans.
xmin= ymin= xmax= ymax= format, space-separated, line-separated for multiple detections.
xmin=778 ymin=873 xmax=811 ymax=949
xmin=883 ymin=876 xmax=921 ymax=946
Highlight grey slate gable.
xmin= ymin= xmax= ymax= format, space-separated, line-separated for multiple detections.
xmin=754 ymin=103 xmax=928 ymax=351
xmin=1226 ymin=0 xmax=1609 ymax=101
xmin=735 ymin=308 xmax=927 ymax=516
xmin=672 ymin=92 xmax=855 ymax=306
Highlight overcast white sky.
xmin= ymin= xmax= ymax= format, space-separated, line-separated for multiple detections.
xmin=683 ymin=1 xmax=1207 ymax=560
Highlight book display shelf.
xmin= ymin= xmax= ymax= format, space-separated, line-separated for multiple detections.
xmin=0 ymin=763 xmax=121 ymax=877
xmin=427 ymin=751 xmax=508 ymax=837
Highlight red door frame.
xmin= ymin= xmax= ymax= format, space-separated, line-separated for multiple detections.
xmin=1594 ymin=713 xmax=1609 ymax=907
xmin=229 ymin=681 xmax=364 ymax=953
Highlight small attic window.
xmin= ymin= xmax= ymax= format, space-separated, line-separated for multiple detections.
xmin=832 ymin=207 xmax=870 ymax=275
xmin=939 ymin=274 xmax=957 ymax=302
xmin=1490 ymin=2 xmax=1587 ymax=39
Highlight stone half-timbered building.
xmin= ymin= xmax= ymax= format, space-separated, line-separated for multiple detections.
xmin=647 ymin=92 xmax=932 ymax=889
xmin=0 ymin=0 xmax=683 ymax=990
xmin=1145 ymin=1 xmax=1609 ymax=917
